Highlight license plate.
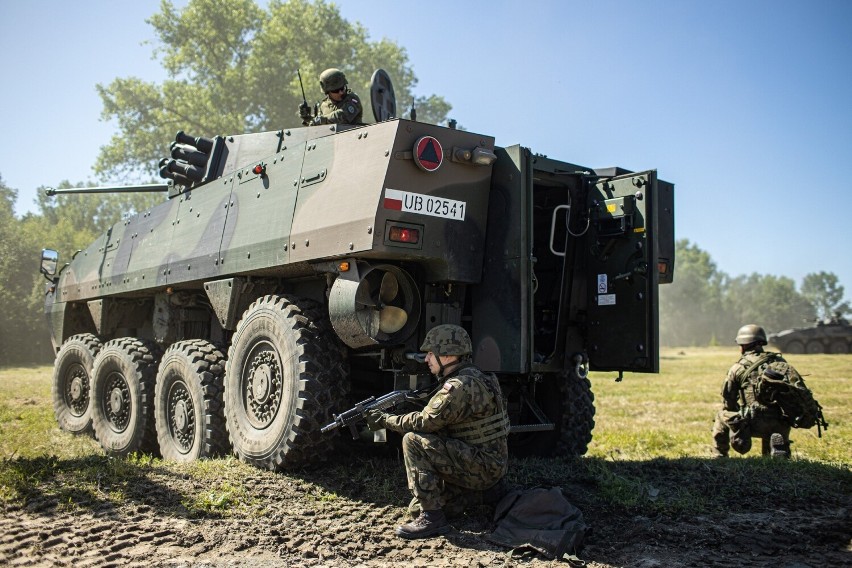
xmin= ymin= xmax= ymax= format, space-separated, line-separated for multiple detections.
xmin=383 ymin=188 xmax=466 ymax=221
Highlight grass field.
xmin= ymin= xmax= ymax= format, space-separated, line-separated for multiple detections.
xmin=0 ymin=347 xmax=849 ymax=516
xmin=586 ymin=347 xmax=851 ymax=465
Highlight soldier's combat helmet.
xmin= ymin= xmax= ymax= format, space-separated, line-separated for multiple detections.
xmin=319 ymin=68 xmax=347 ymax=93
xmin=420 ymin=324 xmax=472 ymax=357
xmin=735 ymin=324 xmax=767 ymax=346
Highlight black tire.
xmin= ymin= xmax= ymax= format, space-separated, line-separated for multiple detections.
xmin=510 ymin=370 xmax=596 ymax=457
xmin=155 ymin=340 xmax=229 ymax=462
xmin=785 ymin=340 xmax=805 ymax=354
xmin=828 ymin=340 xmax=849 ymax=354
xmin=52 ymin=333 xmax=102 ymax=435
xmin=224 ymin=295 xmax=348 ymax=470
xmin=555 ymin=370 xmax=596 ymax=455
xmin=806 ymin=340 xmax=824 ymax=354
xmin=91 ymin=338 xmax=161 ymax=457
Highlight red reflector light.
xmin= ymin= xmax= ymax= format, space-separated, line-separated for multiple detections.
xmin=252 ymin=163 xmax=265 ymax=175
xmin=389 ymin=226 xmax=419 ymax=244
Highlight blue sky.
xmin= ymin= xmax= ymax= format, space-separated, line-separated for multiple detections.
xmin=1 ymin=0 xmax=851 ymax=302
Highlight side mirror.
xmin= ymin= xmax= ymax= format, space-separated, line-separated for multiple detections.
xmin=40 ymin=249 xmax=58 ymax=277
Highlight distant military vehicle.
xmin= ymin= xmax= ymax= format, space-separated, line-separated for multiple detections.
xmin=769 ymin=316 xmax=852 ymax=354
xmin=39 ymin=71 xmax=675 ymax=470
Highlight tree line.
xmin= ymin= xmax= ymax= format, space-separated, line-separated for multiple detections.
xmin=660 ymin=239 xmax=849 ymax=347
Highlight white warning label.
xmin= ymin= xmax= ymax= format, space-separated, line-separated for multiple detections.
xmin=597 ymin=294 xmax=616 ymax=306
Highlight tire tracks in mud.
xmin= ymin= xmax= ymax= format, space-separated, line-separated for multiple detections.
xmin=1 ymin=460 xmax=848 ymax=568
xmin=0 ymin=503 xmax=185 ymax=567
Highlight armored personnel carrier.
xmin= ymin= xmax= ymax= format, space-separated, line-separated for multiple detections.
xmin=769 ymin=316 xmax=852 ymax=354
xmin=39 ymin=73 xmax=675 ymax=469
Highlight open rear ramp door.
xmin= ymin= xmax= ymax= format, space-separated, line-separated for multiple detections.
xmin=585 ymin=170 xmax=662 ymax=373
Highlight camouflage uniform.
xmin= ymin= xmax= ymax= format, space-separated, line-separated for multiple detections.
xmin=384 ymin=362 xmax=509 ymax=512
xmin=313 ymin=91 xmax=363 ymax=125
xmin=712 ymin=347 xmax=792 ymax=456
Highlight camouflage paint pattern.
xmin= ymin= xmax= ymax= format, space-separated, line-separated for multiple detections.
xmin=46 ymin=120 xmax=496 ymax=349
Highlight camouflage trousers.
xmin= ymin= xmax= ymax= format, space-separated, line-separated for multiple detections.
xmin=402 ymin=432 xmax=506 ymax=513
xmin=712 ymin=410 xmax=791 ymax=456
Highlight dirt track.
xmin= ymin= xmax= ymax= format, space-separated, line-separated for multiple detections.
xmin=1 ymin=450 xmax=850 ymax=568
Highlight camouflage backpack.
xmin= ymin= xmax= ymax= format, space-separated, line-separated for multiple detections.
xmin=738 ymin=352 xmax=828 ymax=433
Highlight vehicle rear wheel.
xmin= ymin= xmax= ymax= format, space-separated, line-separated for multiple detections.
xmin=806 ymin=340 xmax=824 ymax=354
xmin=155 ymin=340 xmax=229 ymax=461
xmin=91 ymin=338 xmax=161 ymax=457
xmin=224 ymin=295 xmax=348 ymax=470
xmin=52 ymin=334 xmax=102 ymax=435
xmin=508 ymin=370 xmax=596 ymax=457
xmin=828 ymin=340 xmax=849 ymax=354
xmin=557 ymin=370 xmax=596 ymax=455
xmin=784 ymin=340 xmax=804 ymax=354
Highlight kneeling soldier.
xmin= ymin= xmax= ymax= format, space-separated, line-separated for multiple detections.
xmin=366 ymin=324 xmax=510 ymax=539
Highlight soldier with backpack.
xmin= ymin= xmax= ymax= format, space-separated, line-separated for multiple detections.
xmin=712 ymin=324 xmax=827 ymax=459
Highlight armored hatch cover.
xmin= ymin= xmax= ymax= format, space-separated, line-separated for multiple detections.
xmin=370 ymin=68 xmax=396 ymax=122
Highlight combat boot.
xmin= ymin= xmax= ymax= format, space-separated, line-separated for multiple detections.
xmin=770 ymin=433 xmax=789 ymax=459
xmin=395 ymin=509 xmax=450 ymax=539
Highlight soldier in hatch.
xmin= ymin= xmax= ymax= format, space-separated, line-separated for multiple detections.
xmin=365 ymin=324 xmax=510 ymax=539
xmin=299 ymin=68 xmax=363 ymax=126
xmin=712 ymin=324 xmax=794 ymax=459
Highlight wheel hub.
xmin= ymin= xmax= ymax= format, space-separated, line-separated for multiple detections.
xmin=65 ymin=363 xmax=89 ymax=416
xmin=252 ymin=364 xmax=272 ymax=403
xmin=70 ymin=376 xmax=83 ymax=401
xmin=110 ymin=388 xmax=124 ymax=414
xmin=174 ymin=400 xmax=189 ymax=431
xmin=245 ymin=348 xmax=282 ymax=429
xmin=104 ymin=372 xmax=130 ymax=432
xmin=168 ymin=381 xmax=194 ymax=452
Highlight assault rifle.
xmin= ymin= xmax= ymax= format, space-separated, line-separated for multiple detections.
xmin=321 ymin=382 xmax=434 ymax=439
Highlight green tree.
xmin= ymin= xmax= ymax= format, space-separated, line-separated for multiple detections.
xmin=800 ymin=271 xmax=850 ymax=321
xmin=0 ymin=177 xmax=150 ymax=366
xmin=723 ymin=273 xmax=815 ymax=337
xmin=659 ymin=239 xmax=727 ymax=346
xmin=0 ymin=177 xmax=51 ymax=364
xmin=95 ymin=0 xmax=451 ymax=181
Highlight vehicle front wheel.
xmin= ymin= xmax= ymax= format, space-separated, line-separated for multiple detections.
xmin=91 ymin=338 xmax=161 ymax=457
xmin=52 ymin=334 xmax=102 ymax=435
xmin=155 ymin=340 xmax=229 ymax=461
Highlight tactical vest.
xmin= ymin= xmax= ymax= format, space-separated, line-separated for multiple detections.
xmin=445 ymin=367 xmax=510 ymax=445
